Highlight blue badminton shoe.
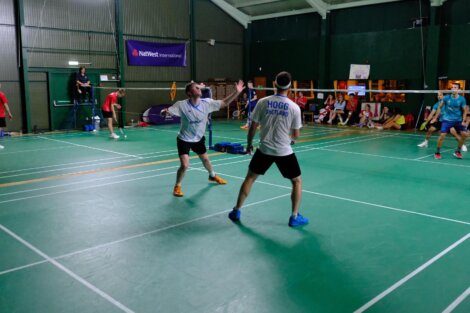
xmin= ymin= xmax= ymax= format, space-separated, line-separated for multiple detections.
xmin=228 ymin=209 xmax=241 ymax=222
xmin=288 ymin=213 xmax=309 ymax=227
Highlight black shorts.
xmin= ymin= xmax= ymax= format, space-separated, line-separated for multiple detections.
xmin=249 ymin=149 xmax=301 ymax=179
xmin=426 ymin=120 xmax=441 ymax=131
xmin=0 ymin=118 xmax=5 ymax=128
xmin=177 ymin=136 xmax=207 ymax=156
xmin=102 ymin=110 xmax=113 ymax=119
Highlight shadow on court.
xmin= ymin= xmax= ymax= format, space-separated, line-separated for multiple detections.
xmin=224 ymin=222 xmax=367 ymax=313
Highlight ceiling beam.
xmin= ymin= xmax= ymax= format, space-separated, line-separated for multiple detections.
xmin=329 ymin=0 xmax=405 ymax=11
xmin=234 ymin=0 xmax=283 ymax=9
xmin=250 ymin=8 xmax=318 ymax=21
xmin=305 ymin=0 xmax=328 ymax=19
xmin=209 ymin=0 xmax=251 ymax=28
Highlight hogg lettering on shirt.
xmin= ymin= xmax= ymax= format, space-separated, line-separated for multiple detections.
xmin=267 ymin=100 xmax=289 ymax=117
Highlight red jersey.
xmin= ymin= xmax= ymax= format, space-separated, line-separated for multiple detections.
xmin=296 ymin=96 xmax=307 ymax=110
xmin=0 ymin=92 xmax=8 ymax=118
xmin=101 ymin=92 xmax=118 ymax=112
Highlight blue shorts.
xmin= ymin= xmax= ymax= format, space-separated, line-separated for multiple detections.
xmin=440 ymin=120 xmax=467 ymax=133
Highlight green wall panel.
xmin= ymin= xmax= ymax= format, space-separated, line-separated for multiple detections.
xmin=329 ymin=29 xmax=423 ymax=80
xmin=440 ymin=24 xmax=470 ymax=79
xmin=250 ymin=39 xmax=320 ymax=81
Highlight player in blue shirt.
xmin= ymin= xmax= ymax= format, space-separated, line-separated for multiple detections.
xmin=417 ymin=92 xmax=467 ymax=151
xmin=241 ymin=81 xmax=258 ymax=129
xmin=434 ymin=83 xmax=468 ymax=159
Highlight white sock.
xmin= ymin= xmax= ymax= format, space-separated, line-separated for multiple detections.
xmin=209 ymin=171 xmax=216 ymax=177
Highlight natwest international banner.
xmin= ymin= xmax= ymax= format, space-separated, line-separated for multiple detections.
xmin=126 ymin=40 xmax=187 ymax=67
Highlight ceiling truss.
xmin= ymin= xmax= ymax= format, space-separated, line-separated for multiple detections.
xmin=210 ymin=0 xmax=444 ymax=28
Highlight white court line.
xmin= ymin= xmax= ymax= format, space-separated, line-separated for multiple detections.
xmin=315 ymin=147 xmax=470 ymax=169
xmin=0 ymin=224 xmax=135 ymax=313
xmin=442 ymin=287 xmax=470 ymax=313
xmin=0 ymin=156 xmax=249 ymax=204
xmin=0 ymin=165 xmax=180 ymax=197
xmin=414 ymin=148 xmax=453 ymax=160
xmin=194 ymin=169 xmax=470 ymax=226
xmin=0 ymin=151 xmax=177 ymax=179
xmin=0 ymin=128 xmax=374 ymax=177
xmin=0 ymin=171 xmax=176 ymax=205
xmin=0 ymin=154 xmax=245 ymax=197
xmin=0 ymin=134 xmax=427 ymax=202
xmin=0 ymin=193 xmax=291 ymax=277
xmin=0 ymin=148 xmax=179 ymax=175
xmin=0 ymin=145 xmax=76 ymax=155
xmin=0 ymin=133 xmax=364 ymax=179
xmin=354 ymin=233 xmax=470 ymax=313
xmin=38 ymin=136 xmax=142 ymax=159
xmin=0 ymin=133 xmax=373 ymax=180
xmin=297 ymin=134 xmax=397 ymax=151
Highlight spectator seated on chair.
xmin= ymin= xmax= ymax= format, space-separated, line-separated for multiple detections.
xmin=341 ymin=92 xmax=360 ymax=125
xmin=316 ymin=94 xmax=335 ymax=124
xmin=327 ymin=93 xmax=346 ymax=125
xmin=377 ymin=106 xmax=392 ymax=124
xmin=357 ymin=104 xmax=374 ymax=128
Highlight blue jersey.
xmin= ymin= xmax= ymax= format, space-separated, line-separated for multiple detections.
xmin=441 ymin=95 xmax=466 ymax=122
xmin=432 ymin=101 xmax=443 ymax=121
xmin=247 ymin=89 xmax=258 ymax=110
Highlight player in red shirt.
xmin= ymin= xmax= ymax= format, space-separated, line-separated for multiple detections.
xmin=0 ymin=87 xmax=13 ymax=149
xmin=102 ymin=89 xmax=126 ymax=139
xmin=296 ymin=91 xmax=308 ymax=111
xmin=340 ymin=92 xmax=359 ymax=125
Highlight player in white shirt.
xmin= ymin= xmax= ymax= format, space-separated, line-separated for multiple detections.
xmin=228 ymin=71 xmax=309 ymax=227
xmin=162 ymin=80 xmax=244 ymax=197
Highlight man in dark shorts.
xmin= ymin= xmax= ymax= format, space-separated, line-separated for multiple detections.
xmin=418 ymin=92 xmax=445 ymax=148
xmin=161 ymin=80 xmax=244 ymax=197
xmin=101 ymin=89 xmax=126 ymax=139
xmin=228 ymin=71 xmax=309 ymax=227
xmin=434 ymin=83 xmax=468 ymax=159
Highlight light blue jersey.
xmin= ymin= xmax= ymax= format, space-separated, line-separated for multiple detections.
xmin=441 ymin=95 xmax=466 ymax=122
xmin=432 ymin=101 xmax=443 ymax=121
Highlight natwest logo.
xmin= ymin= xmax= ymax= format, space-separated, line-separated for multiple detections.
xmin=132 ymin=49 xmax=139 ymax=57
xmin=138 ymin=50 xmax=159 ymax=57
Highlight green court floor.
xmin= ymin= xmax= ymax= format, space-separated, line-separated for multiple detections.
xmin=0 ymin=121 xmax=469 ymax=313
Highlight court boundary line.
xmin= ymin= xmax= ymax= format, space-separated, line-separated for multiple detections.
xmin=0 ymin=223 xmax=135 ymax=313
xmin=414 ymin=148 xmax=453 ymax=160
xmin=313 ymin=147 xmax=470 ymax=169
xmin=0 ymin=156 xmax=249 ymax=204
xmin=442 ymin=286 xmax=470 ymax=313
xmin=0 ymin=193 xmax=291 ymax=277
xmin=195 ymin=169 xmax=470 ymax=226
xmin=38 ymin=136 xmax=142 ymax=159
xmin=0 ymin=145 xmax=76 ymax=155
xmin=353 ymin=233 xmax=470 ymax=313
xmin=0 ymin=154 xmax=245 ymax=198
xmin=0 ymin=151 xmax=178 ymax=180
xmin=0 ymin=133 xmax=385 ymax=185
xmin=0 ymin=148 xmax=179 ymax=176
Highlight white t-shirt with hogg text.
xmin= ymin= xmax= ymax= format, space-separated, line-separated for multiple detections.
xmin=251 ymin=94 xmax=302 ymax=156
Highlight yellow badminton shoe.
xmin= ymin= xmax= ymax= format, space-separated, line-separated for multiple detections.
xmin=173 ymin=185 xmax=184 ymax=197
xmin=209 ymin=175 xmax=227 ymax=184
